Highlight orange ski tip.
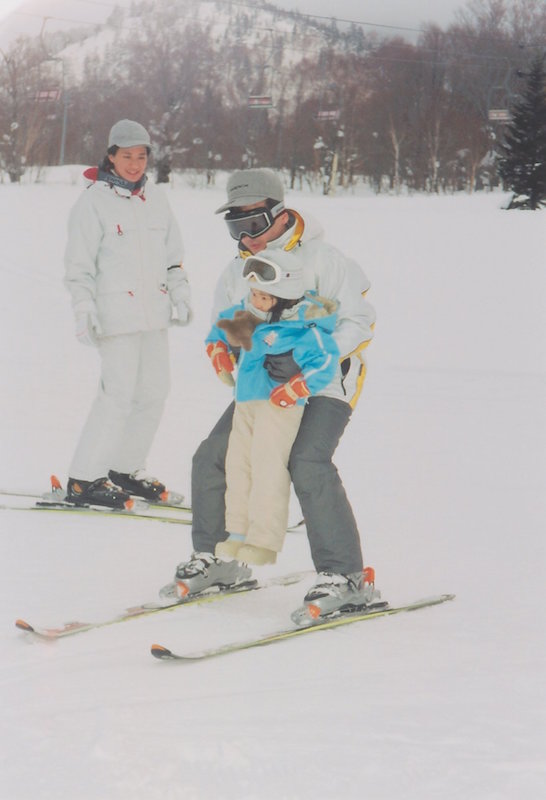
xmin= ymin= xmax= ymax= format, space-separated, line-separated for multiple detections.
xmin=307 ymin=604 xmax=321 ymax=619
xmin=124 ymin=498 xmax=134 ymax=510
xmin=50 ymin=475 xmax=62 ymax=490
xmin=15 ymin=619 xmax=33 ymax=631
xmin=363 ymin=566 xmax=375 ymax=584
xmin=151 ymin=644 xmax=168 ymax=652
xmin=176 ymin=581 xmax=190 ymax=597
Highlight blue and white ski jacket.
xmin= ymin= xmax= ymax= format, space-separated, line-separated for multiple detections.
xmin=206 ymin=293 xmax=340 ymax=404
xmin=211 ymin=209 xmax=375 ymax=407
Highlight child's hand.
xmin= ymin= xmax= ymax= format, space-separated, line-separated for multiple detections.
xmin=270 ymin=374 xmax=310 ymax=407
xmin=206 ymin=341 xmax=235 ymax=386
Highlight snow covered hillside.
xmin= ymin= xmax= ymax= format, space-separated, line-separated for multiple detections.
xmin=0 ymin=170 xmax=544 ymax=800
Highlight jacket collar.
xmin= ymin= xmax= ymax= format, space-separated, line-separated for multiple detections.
xmin=83 ymin=166 xmax=148 ymax=197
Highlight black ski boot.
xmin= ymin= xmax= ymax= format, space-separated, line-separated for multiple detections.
xmin=66 ymin=477 xmax=133 ymax=510
xmin=108 ymin=470 xmax=167 ymax=502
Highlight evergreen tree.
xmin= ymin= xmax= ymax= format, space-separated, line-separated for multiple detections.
xmin=498 ymin=55 xmax=546 ymax=210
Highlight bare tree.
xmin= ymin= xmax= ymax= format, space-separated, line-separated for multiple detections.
xmin=5 ymin=0 xmax=545 ymax=194
xmin=0 ymin=39 xmax=57 ymax=181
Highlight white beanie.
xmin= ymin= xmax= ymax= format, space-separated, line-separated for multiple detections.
xmin=108 ymin=119 xmax=151 ymax=149
xmin=244 ymin=251 xmax=304 ymax=300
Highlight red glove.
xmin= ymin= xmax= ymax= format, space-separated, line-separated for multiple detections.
xmin=270 ymin=373 xmax=310 ymax=407
xmin=206 ymin=341 xmax=235 ymax=386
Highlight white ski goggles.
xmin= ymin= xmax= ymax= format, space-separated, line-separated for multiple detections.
xmin=242 ymin=256 xmax=282 ymax=285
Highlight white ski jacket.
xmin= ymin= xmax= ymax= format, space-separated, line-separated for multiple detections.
xmin=211 ymin=211 xmax=375 ymax=406
xmin=64 ymin=174 xmax=189 ymax=337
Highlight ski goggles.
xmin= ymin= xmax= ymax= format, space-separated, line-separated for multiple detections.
xmin=242 ymin=256 xmax=282 ymax=285
xmin=224 ymin=201 xmax=284 ymax=241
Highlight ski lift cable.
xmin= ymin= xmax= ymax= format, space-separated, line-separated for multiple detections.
xmin=9 ymin=4 xmax=544 ymax=66
xmin=0 ymin=0 xmax=477 ymax=45
xmin=35 ymin=0 xmax=426 ymax=36
xmin=14 ymin=10 xmax=113 ymax=29
xmin=11 ymin=0 xmax=546 ymax=49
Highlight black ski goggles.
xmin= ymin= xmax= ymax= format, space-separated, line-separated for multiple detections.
xmin=224 ymin=202 xmax=284 ymax=241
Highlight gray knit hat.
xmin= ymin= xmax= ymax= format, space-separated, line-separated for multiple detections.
xmin=244 ymin=250 xmax=304 ymax=300
xmin=215 ymin=168 xmax=284 ymax=213
xmin=108 ymin=119 xmax=151 ymax=149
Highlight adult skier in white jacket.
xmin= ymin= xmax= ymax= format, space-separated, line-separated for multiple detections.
xmin=163 ymin=168 xmax=377 ymax=620
xmin=64 ymin=119 xmax=191 ymax=508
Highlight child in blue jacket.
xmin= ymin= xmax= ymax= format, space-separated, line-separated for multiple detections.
xmin=205 ymin=250 xmax=339 ymax=565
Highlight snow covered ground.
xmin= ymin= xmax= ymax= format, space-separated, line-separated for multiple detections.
xmin=0 ymin=169 xmax=544 ymax=799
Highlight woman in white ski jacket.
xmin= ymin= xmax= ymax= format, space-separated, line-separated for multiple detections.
xmin=63 ymin=119 xmax=191 ymax=509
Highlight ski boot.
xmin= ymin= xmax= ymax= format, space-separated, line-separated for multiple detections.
xmin=108 ymin=470 xmax=169 ymax=502
xmin=159 ymin=552 xmax=253 ymax=602
xmin=291 ymin=566 xmax=381 ymax=627
xmin=66 ymin=477 xmax=134 ymax=510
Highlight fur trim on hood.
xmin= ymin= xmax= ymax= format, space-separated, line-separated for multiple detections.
xmin=303 ymin=295 xmax=337 ymax=319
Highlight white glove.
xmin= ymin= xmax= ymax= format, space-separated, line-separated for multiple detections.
xmin=172 ymin=301 xmax=192 ymax=327
xmin=167 ymin=264 xmax=192 ymax=327
xmin=75 ymin=310 xmax=101 ymax=346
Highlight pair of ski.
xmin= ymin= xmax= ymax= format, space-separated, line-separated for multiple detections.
xmin=15 ymin=570 xmax=455 ymax=662
xmin=0 ymin=483 xmax=306 ymax=531
xmin=0 ymin=479 xmax=191 ymax=523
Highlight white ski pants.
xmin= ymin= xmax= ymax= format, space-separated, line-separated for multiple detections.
xmin=69 ymin=330 xmax=170 ymax=481
xmin=225 ymin=399 xmax=304 ymax=552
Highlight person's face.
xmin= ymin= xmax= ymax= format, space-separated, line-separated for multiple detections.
xmin=109 ymin=145 xmax=148 ymax=182
xmin=249 ymin=287 xmax=278 ymax=312
xmin=238 ymin=201 xmax=290 ymax=254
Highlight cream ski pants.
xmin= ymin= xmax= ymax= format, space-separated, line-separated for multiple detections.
xmin=225 ymin=399 xmax=304 ymax=552
xmin=69 ymin=330 xmax=170 ymax=481
xmin=192 ymin=397 xmax=363 ymax=575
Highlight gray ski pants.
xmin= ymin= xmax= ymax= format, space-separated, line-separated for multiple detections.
xmin=191 ymin=396 xmax=364 ymax=574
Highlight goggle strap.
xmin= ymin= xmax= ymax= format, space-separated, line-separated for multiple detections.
xmin=269 ymin=200 xmax=284 ymax=217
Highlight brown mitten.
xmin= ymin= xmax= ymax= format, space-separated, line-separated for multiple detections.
xmin=217 ymin=310 xmax=263 ymax=351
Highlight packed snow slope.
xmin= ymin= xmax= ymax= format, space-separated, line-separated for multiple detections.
xmin=0 ymin=169 xmax=544 ymax=800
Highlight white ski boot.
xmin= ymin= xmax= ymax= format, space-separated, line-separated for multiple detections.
xmin=291 ymin=567 xmax=380 ymax=627
xmin=159 ymin=552 xmax=252 ymax=601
